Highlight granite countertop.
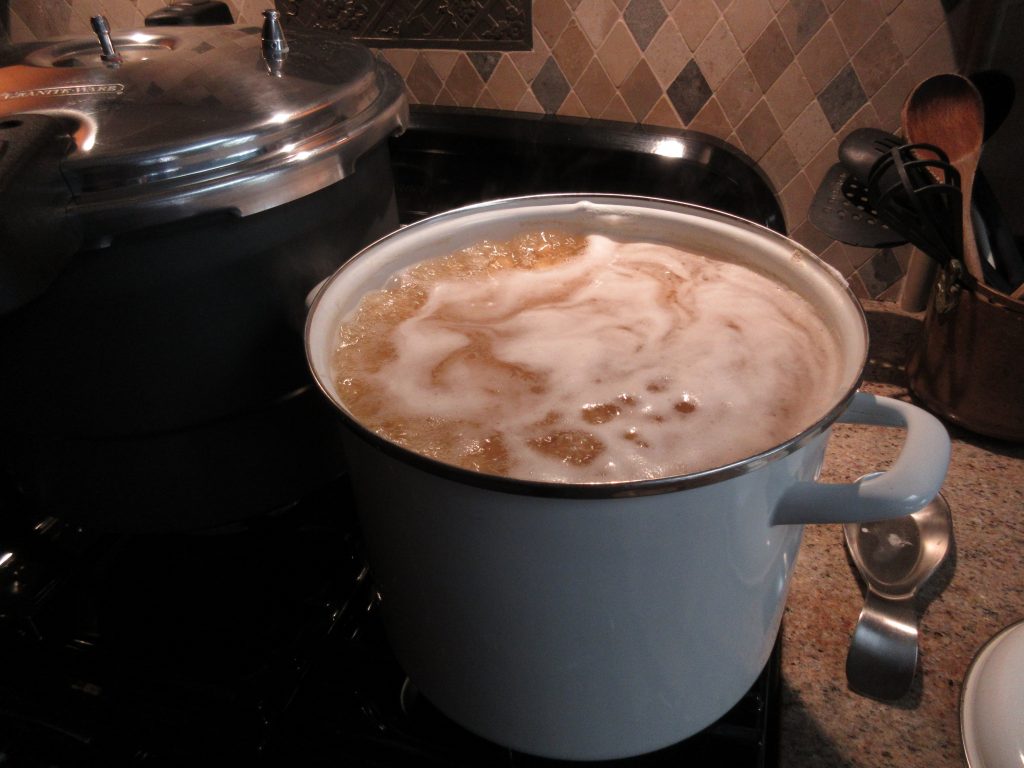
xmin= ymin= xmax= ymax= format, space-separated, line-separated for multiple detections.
xmin=780 ymin=300 xmax=1024 ymax=767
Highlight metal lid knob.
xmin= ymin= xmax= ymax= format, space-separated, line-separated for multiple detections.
xmin=90 ymin=15 xmax=123 ymax=65
xmin=261 ymin=9 xmax=288 ymax=75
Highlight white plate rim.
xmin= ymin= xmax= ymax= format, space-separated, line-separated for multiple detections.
xmin=960 ymin=617 xmax=1024 ymax=768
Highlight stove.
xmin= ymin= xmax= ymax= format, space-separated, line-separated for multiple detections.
xmin=0 ymin=106 xmax=785 ymax=767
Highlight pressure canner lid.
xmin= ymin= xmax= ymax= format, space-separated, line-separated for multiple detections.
xmin=0 ymin=11 xmax=408 ymax=228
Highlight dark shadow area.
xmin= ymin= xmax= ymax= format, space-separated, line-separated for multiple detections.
xmin=778 ymin=678 xmax=858 ymax=768
xmin=862 ymin=308 xmax=924 ymax=387
xmin=946 ymin=0 xmax=1024 ymax=239
xmin=936 ymin=420 xmax=1024 ymax=460
xmin=0 ymin=0 xmax=9 ymax=45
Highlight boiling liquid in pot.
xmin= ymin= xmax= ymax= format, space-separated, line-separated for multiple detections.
xmin=331 ymin=231 xmax=842 ymax=482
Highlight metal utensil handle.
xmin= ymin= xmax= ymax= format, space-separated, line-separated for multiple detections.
xmin=770 ymin=392 xmax=950 ymax=525
xmin=845 ymin=591 xmax=919 ymax=700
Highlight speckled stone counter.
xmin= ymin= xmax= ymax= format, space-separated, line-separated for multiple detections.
xmin=779 ymin=300 xmax=1024 ymax=767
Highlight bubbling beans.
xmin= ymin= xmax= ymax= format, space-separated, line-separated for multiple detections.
xmin=331 ymin=230 xmax=843 ymax=482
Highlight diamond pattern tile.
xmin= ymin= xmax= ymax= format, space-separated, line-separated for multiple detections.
xmin=765 ymin=61 xmax=815 ymax=128
xmin=694 ymin=20 xmax=743 ymax=88
xmin=621 ymin=58 xmax=664 ymax=119
xmin=534 ymin=0 xmax=574 ymax=47
xmin=786 ymin=100 xmax=834 ymax=165
xmin=760 ymin=136 xmax=802 ymax=187
xmin=818 ymin=63 xmax=867 ymax=129
xmin=777 ymin=0 xmax=829 ymax=53
xmin=469 ymin=52 xmax=502 ymax=80
xmin=598 ymin=22 xmax=643 ymax=85
xmin=832 ymin=0 xmax=885 ymax=54
xmin=575 ymin=0 xmax=620 ymax=46
xmin=857 ymin=246 xmax=903 ymax=294
xmin=717 ymin=61 xmax=761 ymax=124
xmin=4 ymin=0 xmax=964 ymax=298
xmin=797 ymin=20 xmax=848 ymax=92
xmin=672 ymin=0 xmax=721 ymax=51
xmin=646 ymin=19 xmax=688 ymax=86
xmin=406 ymin=55 xmax=445 ymax=103
xmin=852 ymin=23 xmax=903 ymax=95
xmin=666 ymin=59 xmax=712 ymax=122
xmin=887 ymin=0 xmax=946 ymax=55
xmin=553 ymin=21 xmax=594 ymax=83
xmin=424 ymin=51 xmax=460 ymax=81
xmin=646 ymin=95 xmax=684 ymax=126
xmin=746 ymin=20 xmax=793 ymax=90
xmin=575 ymin=58 xmax=617 ymax=114
xmin=736 ymin=99 xmax=783 ymax=160
xmin=623 ymin=0 xmax=667 ymax=50
xmin=724 ymin=0 xmax=774 ymax=50
xmin=446 ymin=56 xmax=487 ymax=104
xmin=485 ymin=56 xmax=530 ymax=108
xmin=688 ymin=96 xmax=732 ymax=135
xmin=509 ymin=39 xmax=553 ymax=81
xmin=531 ymin=56 xmax=572 ymax=111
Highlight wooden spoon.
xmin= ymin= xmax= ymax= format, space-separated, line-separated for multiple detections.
xmin=901 ymin=73 xmax=986 ymax=285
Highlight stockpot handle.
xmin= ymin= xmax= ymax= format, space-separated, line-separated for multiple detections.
xmin=770 ymin=392 xmax=950 ymax=526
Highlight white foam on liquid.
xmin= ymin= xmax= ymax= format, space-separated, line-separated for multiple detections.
xmin=341 ymin=234 xmax=843 ymax=482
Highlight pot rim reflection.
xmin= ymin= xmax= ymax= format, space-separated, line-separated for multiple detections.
xmin=305 ymin=193 xmax=869 ymax=498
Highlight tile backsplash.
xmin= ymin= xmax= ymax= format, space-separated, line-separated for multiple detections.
xmin=4 ymin=0 xmax=967 ymax=300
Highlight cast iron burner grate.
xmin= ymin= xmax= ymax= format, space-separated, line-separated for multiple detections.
xmin=0 ymin=476 xmax=365 ymax=765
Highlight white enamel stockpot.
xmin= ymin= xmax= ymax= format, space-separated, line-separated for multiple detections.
xmin=306 ymin=195 xmax=951 ymax=761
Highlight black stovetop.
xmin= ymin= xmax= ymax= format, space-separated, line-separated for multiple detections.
xmin=0 ymin=474 xmax=780 ymax=767
xmin=0 ymin=107 xmax=785 ymax=767
xmin=388 ymin=106 xmax=784 ymax=231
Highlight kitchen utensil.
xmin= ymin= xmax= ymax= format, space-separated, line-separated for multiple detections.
xmin=807 ymin=129 xmax=905 ymax=247
xmin=807 ymin=129 xmax=962 ymax=257
xmin=0 ymin=13 xmax=407 ymax=532
xmin=811 ymin=129 xmax=962 ymax=313
xmin=844 ymin=492 xmax=952 ymax=700
xmin=902 ymin=74 xmax=987 ymax=291
xmin=305 ymin=194 xmax=951 ymax=761
xmin=868 ymin=143 xmax=963 ymax=268
xmin=836 ymin=129 xmax=961 ymax=273
xmin=828 ymin=124 xmax=1016 ymax=305
xmin=838 ymin=128 xmax=902 ymax=184
xmin=961 ymin=618 xmax=1024 ymax=768
xmin=808 ymin=163 xmax=908 ymax=247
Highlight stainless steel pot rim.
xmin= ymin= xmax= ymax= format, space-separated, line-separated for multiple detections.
xmin=306 ymin=192 xmax=870 ymax=498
